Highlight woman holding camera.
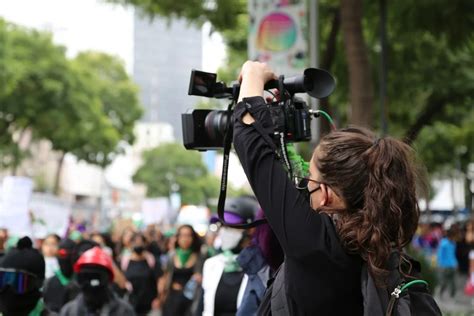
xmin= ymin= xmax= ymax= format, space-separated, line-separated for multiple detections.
xmin=233 ymin=61 xmax=425 ymax=315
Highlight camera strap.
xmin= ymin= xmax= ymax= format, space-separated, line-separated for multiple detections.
xmin=217 ymin=102 xmax=267 ymax=229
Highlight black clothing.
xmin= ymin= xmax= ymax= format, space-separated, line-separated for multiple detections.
xmin=59 ymin=293 xmax=135 ymax=316
xmin=172 ymin=266 xmax=194 ymax=287
xmin=162 ymin=289 xmax=192 ymax=316
xmin=43 ymin=276 xmax=80 ymax=312
xmin=233 ymin=96 xmax=364 ymax=316
xmin=162 ymin=256 xmax=201 ymax=316
xmin=214 ymin=271 xmax=244 ymax=316
xmin=147 ymin=241 xmax=162 ymax=260
xmin=124 ymin=259 xmax=162 ymax=314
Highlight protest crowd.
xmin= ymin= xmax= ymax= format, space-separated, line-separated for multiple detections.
xmin=1 ymin=205 xmax=474 ymax=316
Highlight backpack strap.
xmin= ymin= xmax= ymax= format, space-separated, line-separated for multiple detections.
xmin=385 ymin=280 xmax=429 ymax=316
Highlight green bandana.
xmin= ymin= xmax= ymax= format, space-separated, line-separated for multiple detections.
xmin=28 ymin=299 xmax=44 ymax=316
xmin=176 ymin=248 xmax=193 ymax=267
xmin=54 ymin=269 xmax=71 ymax=287
xmin=223 ymin=250 xmax=241 ymax=273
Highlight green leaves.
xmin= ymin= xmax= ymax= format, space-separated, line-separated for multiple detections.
xmin=0 ymin=19 xmax=143 ymax=169
xmin=133 ymin=143 xmax=218 ymax=204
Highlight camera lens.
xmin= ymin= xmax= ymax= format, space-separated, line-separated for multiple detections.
xmin=204 ymin=110 xmax=230 ymax=141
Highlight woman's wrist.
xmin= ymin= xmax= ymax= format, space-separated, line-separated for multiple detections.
xmin=238 ymin=74 xmax=265 ymax=102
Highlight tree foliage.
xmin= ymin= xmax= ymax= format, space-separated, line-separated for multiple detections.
xmin=133 ymin=143 xmax=219 ymax=205
xmin=0 ymin=19 xmax=143 ymax=172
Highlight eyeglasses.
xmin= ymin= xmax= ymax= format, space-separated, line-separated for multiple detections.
xmin=294 ymin=176 xmax=323 ymax=195
xmin=0 ymin=268 xmax=41 ymax=294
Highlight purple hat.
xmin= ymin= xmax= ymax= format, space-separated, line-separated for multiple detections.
xmin=210 ymin=211 xmax=247 ymax=225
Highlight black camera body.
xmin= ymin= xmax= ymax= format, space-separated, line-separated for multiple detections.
xmin=182 ymin=69 xmax=335 ymax=151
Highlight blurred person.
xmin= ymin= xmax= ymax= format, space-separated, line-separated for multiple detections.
xmin=44 ymin=238 xmax=80 ymax=313
xmin=74 ymin=239 xmax=128 ymax=294
xmin=122 ymin=232 xmax=163 ymax=315
xmin=117 ymin=227 xmax=135 ymax=261
xmin=437 ymin=227 xmax=459 ymax=298
xmin=236 ymin=209 xmax=284 ymax=316
xmin=90 ymin=232 xmax=113 ymax=257
xmin=60 ymin=246 xmax=135 ymax=316
xmin=201 ymin=196 xmax=259 ymax=316
xmin=160 ymin=225 xmax=203 ymax=316
xmin=41 ymin=234 xmax=61 ymax=279
xmin=0 ymin=228 xmax=8 ymax=258
xmin=144 ymin=224 xmax=163 ymax=261
xmin=232 ymin=61 xmax=441 ymax=315
xmin=0 ymin=236 xmax=52 ymax=316
xmin=203 ymin=230 xmax=218 ymax=259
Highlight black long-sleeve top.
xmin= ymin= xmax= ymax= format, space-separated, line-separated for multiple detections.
xmin=233 ymin=96 xmax=363 ymax=315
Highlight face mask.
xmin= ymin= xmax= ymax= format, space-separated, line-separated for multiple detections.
xmin=0 ymin=288 xmax=41 ymax=316
xmin=78 ymin=271 xmax=110 ymax=312
xmin=218 ymin=227 xmax=243 ymax=251
xmin=133 ymin=246 xmax=145 ymax=255
xmin=83 ymin=285 xmax=110 ymax=311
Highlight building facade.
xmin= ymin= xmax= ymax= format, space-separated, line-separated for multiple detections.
xmin=133 ymin=12 xmax=202 ymax=141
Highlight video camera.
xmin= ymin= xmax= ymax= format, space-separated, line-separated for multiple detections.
xmin=181 ymin=68 xmax=336 ymax=151
xmin=180 ymin=67 xmax=336 ymax=229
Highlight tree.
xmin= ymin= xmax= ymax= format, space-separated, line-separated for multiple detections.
xmin=340 ymin=0 xmax=374 ymax=127
xmin=133 ymin=143 xmax=221 ymax=205
xmin=0 ymin=20 xmax=143 ymax=193
xmin=107 ymin=0 xmax=473 ymax=176
xmin=0 ymin=18 xmax=73 ymax=172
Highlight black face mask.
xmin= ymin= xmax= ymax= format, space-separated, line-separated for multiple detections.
xmin=0 ymin=288 xmax=41 ymax=316
xmin=82 ymin=284 xmax=110 ymax=311
xmin=133 ymin=246 xmax=145 ymax=255
xmin=77 ymin=269 xmax=111 ymax=311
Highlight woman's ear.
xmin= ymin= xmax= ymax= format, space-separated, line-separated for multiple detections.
xmin=320 ymin=184 xmax=328 ymax=206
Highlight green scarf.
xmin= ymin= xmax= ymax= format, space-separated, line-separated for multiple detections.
xmin=28 ymin=299 xmax=44 ymax=316
xmin=54 ymin=269 xmax=71 ymax=287
xmin=223 ymin=250 xmax=241 ymax=273
xmin=176 ymin=248 xmax=193 ymax=267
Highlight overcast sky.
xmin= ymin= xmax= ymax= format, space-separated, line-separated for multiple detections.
xmin=0 ymin=0 xmax=226 ymax=73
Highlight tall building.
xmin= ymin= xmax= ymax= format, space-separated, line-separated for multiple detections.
xmin=133 ymin=12 xmax=203 ymax=141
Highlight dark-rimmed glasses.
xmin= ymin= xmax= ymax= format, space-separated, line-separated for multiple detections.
xmin=294 ymin=176 xmax=323 ymax=195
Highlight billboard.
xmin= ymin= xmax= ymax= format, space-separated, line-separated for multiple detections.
xmin=248 ymin=0 xmax=308 ymax=76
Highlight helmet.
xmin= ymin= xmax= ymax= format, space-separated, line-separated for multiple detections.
xmin=222 ymin=196 xmax=259 ymax=225
xmin=74 ymin=247 xmax=114 ymax=280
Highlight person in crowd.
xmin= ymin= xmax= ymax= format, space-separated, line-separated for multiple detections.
xmin=0 ymin=236 xmax=52 ymax=316
xmin=232 ymin=61 xmax=430 ymax=315
xmin=117 ymin=227 xmax=135 ymax=262
xmin=43 ymin=238 xmax=80 ymax=313
xmin=122 ymin=232 xmax=163 ymax=315
xmin=437 ymin=227 xmax=459 ymax=298
xmin=201 ymin=196 xmax=259 ymax=316
xmin=74 ymin=238 xmax=128 ymax=295
xmin=160 ymin=225 xmax=203 ymax=316
xmin=236 ymin=209 xmax=284 ymax=316
xmin=0 ymin=228 xmax=8 ymax=258
xmin=144 ymin=224 xmax=163 ymax=261
xmin=60 ymin=246 xmax=135 ymax=316
xmin=41 ymin=233 xmax=61 ymax=279
xmin=90 ymin=232 xmax=114 ymax=257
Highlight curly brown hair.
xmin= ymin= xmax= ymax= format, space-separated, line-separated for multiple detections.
xmin=314 ymin=127 xmax=426 ymax=285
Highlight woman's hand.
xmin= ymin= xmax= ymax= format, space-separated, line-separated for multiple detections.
xmin=238 ymin=61 xmax=277 ymax=86
xmin=238 ymin=61 xmax=277 ymax=124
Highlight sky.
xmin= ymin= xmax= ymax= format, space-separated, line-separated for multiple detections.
xmin=0 ymin=0 xmax=226 ymax=73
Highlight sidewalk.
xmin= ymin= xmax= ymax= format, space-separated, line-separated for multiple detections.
xmin=435 ymin=275 xmax=474 ymax=315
